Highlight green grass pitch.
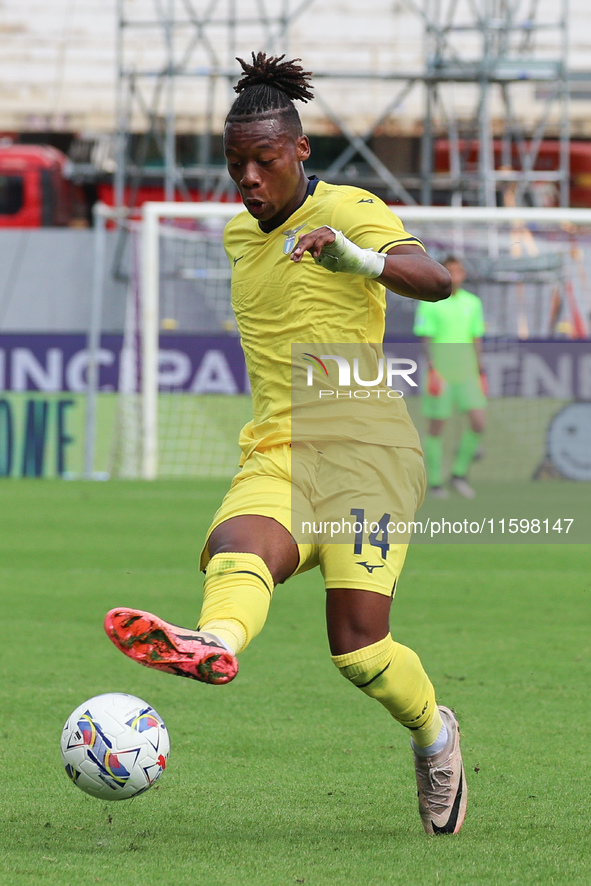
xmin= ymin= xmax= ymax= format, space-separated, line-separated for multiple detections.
xmin=0 ymin=479 xmax=589 ymax=885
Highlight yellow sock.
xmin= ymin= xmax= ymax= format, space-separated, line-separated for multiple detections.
xmin=198 ymin=552 xmax=274 ymax=655
xmin=331 ymin=634 xmax=443 ymax=747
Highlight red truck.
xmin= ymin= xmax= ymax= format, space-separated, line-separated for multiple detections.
xmin=4 ymin=139 xmax=591 ymax=225
xmin=0 ymin=142 xmax=237 ymax=226
xmin=0 ymin=143 xmax=81 ymax=227
xmin=434 ymin=139 xmax=591 ymax=207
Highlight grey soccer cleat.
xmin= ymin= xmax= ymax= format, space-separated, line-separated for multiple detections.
xmin=413 ymin=705 xmax=467 ymax=835
xmin=450 ymin=475 xmax=476 ymax=499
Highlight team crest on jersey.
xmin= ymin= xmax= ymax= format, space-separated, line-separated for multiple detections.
xmin=282 ymin=224 xmax=306 ymax=255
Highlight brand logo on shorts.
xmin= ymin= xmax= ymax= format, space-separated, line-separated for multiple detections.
xmin=357 ymin=561 xmax=385 ymax=573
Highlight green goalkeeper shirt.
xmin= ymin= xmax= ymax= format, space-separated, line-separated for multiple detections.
xmin=413 ymin=287 xmax=485 ymax=382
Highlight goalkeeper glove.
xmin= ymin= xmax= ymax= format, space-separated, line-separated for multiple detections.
xmin=314 ymin=228 xmax=386 ymax=279
xmin=427 ymin=367 xmax=446 ymax=396
xmin=479 ymin=369 xmax=489 ymax=397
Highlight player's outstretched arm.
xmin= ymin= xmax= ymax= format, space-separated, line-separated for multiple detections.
xmin=380 ymin=244 xmax=451 ymax=303
xmin=291 ymin=227 xmax=451 ymax=302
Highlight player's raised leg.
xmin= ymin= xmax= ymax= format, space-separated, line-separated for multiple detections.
xmin=197 ymin=514 xmax=299 ymax=655
xmin=105 ymin=514 xmax=299 ymax=685
xmin=104 ymin=607 xmax=239 ymax=684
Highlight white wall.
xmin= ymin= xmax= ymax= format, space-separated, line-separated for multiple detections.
xmin=0 ymin=231 xmax=126 ymax=332
xmin=1 ymin=0 xmax=590 ymax=135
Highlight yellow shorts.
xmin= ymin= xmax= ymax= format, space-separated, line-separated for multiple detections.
xmin=200 ymin=442 xmax=426 ymax=597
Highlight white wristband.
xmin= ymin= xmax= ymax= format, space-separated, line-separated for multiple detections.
xmin=314 ymin=227 xmax=386 ymax=279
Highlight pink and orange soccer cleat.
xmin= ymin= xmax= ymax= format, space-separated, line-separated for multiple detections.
xmin=104 ymin=608 xmax=238 ymax=685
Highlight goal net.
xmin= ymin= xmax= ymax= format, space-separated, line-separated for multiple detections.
xmin=88 ymin=202 xmax=591 ymax=483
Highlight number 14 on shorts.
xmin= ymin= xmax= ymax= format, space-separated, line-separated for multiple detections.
xmin=350 ymin=508 xmax=390 ymax=557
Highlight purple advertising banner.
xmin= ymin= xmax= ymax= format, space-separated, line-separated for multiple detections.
xmin=383 ymin=340 xmax=591 ymax=400
xmin=0 ymin=334 xmax=249 ymax=394
xmin=0 ymin=334 xmax=589 ymax=399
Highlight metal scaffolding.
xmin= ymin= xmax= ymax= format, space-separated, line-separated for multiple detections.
xmin=114 ymin=0 xmax=317 ymax=207
xmin=114 ymin=0 xmax=570 ymax=208
xmin=416 ymin=0 xmax=570 ymax=207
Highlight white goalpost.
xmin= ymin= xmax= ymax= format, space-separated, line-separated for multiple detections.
xmin=140 ymin=201 xmax=243 ymax=479
xmin=87 ymin=201 xmax=591 ymax=481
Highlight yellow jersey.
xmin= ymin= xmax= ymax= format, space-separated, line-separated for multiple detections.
xmin=223 ymin=178 xmax=424 ymax=459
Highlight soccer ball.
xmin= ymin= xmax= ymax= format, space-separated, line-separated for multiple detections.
xmin=61 ymin=692 xmax=170 ymax=800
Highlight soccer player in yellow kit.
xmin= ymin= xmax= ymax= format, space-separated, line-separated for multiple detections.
xmin=105 ymin=53 xmax=467 ymax=836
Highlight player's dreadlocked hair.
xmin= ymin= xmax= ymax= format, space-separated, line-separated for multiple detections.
xmin=225 ymin=52 xmax=314 ymax=135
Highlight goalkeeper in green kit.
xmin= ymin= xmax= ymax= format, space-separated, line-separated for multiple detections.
xmin=413 ymin=255 xmax=487 ymax=499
